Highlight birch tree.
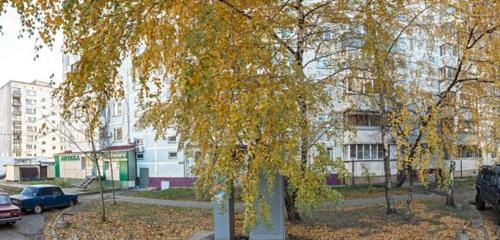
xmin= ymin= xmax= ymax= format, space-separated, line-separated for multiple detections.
xmin=389 ymin=0 xmax=499 ymax=217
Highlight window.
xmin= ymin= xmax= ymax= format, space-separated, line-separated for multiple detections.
xmin=42 ymin=141 xmax=46 ymax=145
xmin=345 ymin=113 xmax=381 ymax=127
xmin=26 ymin=99 xmax=36 ymax=105
xmin=27 ymin=117 xmax=36 ymax=123
xmin=26 ymin=144 xmax=34 ymax=150
xmin=347 ymin=144 xmax=384 ymax=160
xmin=25 ymin=108 xmax=36 ymax=114
xmin=137 ymin=153 xmax=144 ymax=159
xmin=52 ymin=146 xmax=56 ymax=150
xmin=168 ymin=152 xmax=178 ymax=159
xmin=52 ymin=188 xmax=63 ymax=197
xmin=492 ymin=151 xmax=497 ymax=159
xmin=458 ymin=145 xmax=481 ymax=158
xmin=439 ymin=44 xmax=457 ymax=57
xmin=37 ymin=188 xmax=51 ymax=196
xmin=346 ymin=78 xmax=375 ymax=94
xmin=322 ymin=29 xmax=332 ymax=41
xmin=52 ymin=137 xmax=56 ymax=141
xmin=327 ymin=147 xmax=334 ymax=160
xmin=41 ymin=98 xmax=46 ymax=102
xmin=42 ymin=149 xmax=46 ymax=153
xmin=26 ymin=126 xmax=37 ymax=132
xmin=168 ymin=136 xmax=177 ymax=143
xmin=26 ymin=90 xmax=36 ymax=96
xmin=439 ymin=66 xmax=457 ymax=80
xmin=113 ymin=102 xmax=123 ymax=116
xmin=113 ymin=128 xmax=123 ymax=141
xmin=460 ymin=119 xmax=474 ymax=133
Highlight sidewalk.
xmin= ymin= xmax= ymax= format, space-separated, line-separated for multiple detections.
xmin=114 ymin=192 xmax=440 ymax=210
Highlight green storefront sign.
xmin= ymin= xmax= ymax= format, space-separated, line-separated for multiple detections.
xmin=60 ymin=155 xmax=80 ymax=161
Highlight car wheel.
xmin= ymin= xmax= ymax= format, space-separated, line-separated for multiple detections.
xmin=476 ymin=191 xmax=486 ymax=210
xmin=33 ymin=205 xmax=43 ymax=214
xmin=68 ymin=200 xmax=76 ymax=207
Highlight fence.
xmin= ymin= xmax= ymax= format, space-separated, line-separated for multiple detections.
xmin=328 ymin=158 xmax=479 ymax=186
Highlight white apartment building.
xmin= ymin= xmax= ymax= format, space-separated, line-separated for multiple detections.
xmin=0 ymin=80 xmax=64 ymax=160
xmin=60 ymin=6 xmax=497 ymax=187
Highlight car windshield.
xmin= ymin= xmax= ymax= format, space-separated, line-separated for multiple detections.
xmin=21 ymin=187 xmax=37 ymax=196
xmin=0 ymin=195 xmax=10 ymax=204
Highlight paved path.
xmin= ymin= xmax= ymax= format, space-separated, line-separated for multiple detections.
xmin=114 ymin=195 xmax=245 ymax=209
xmin=114 ymin=192 xmax=440 ymax=210
xmin=0 ymin=213 xmax=46 ymax=240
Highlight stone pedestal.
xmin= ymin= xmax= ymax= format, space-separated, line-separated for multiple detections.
xmin=249 ymin=174 xmax=285 ymax=240
xmin=213 ymin=187 xmax=235 ymax=240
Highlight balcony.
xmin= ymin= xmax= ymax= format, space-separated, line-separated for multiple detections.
xmin=12 ymin=99 xmax=21 ymax=107
xmin=12 ymin=90 xmax=21 ymax=98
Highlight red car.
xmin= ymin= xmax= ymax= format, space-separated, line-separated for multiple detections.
xmin=0 ymin=189 xmax=22 ymax=225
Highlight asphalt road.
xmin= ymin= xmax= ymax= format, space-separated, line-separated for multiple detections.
xmin=0 ymin=213 xmax=46 ymax=240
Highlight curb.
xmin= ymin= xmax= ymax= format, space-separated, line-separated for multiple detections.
xmin=50 ymin=205 xmax=76 ymax=240
xmin=460 ymin=203 xmax=490 ymax=240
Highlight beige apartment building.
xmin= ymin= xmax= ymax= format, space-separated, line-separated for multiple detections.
xmin=0 ymin=80 xmax=64 ymax=160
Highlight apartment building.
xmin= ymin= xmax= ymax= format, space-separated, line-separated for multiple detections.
xmin=58 ymin=7 xmax=497 ymax=187
xmin=60 ymin=55 xmax=193 ymax=189
xmin=0 ymin=80 xmax=64 ymax=160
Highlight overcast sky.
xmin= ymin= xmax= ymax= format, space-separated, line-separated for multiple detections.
xmin=0 ymin=7 xmax=63 ymax=87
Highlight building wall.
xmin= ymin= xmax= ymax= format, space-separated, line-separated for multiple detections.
xmin=60 ymin=17 xmax=497 ymax=186
xmin=0 ymin=80 xmax=64 ymax=160
xmin=0 ymin=83 xmax=13 ymax=158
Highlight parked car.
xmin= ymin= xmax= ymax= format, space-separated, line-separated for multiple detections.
xmin=0 ymin=190 xmax=22 ymax=224
xmin=475 ymin=165 xmax=500 ymax=211
xmin=10 ymin=185 xmax=78 ymax=214
xmin=0 ymin=174 xmax=6 ymax=180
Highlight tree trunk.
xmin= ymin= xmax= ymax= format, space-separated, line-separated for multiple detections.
xmin=383 ymin=153 xmax=397 ymax=214
xmin=108 ymin=150 xmax=116 ymax=205
xmin=404 ymin=165 xmax=413 ymax=220
xmin=396 ymin=165 xmax=407 ymax=187
xmin=381 ymin=129 xmax=396 ymax=214
xmin=93 ymin=154 xmax=107 ymax=222
xmin=284 ymin=185 xmax=301 ymax=222
xmin=445 ymin=163 xmax=455 ymax=207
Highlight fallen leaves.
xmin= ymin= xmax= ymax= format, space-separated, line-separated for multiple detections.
xmin=54 ymin=199 xmax=482 ymax=240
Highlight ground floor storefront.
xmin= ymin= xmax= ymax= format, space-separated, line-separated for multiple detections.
xmin=54 ymin=146 xmax=137 ymax=189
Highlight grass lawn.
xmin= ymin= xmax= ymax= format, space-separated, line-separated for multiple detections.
xmin=55 ymin=199 xmax=481 ymax=240
xmin=125 ymin=188 xmax=207 ymax=201
xmin=126 ymin=185 xmax=410 ymax=202
xmin=0 ymin=185 xmax=22 ymax=195
xmin=19 ymin=178 xmax=73 ymax=188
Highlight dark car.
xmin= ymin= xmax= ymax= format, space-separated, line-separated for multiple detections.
xmin=475 ymin=165 xmax=500 ymax=211
xmin=0 ymin=190 xmax=22 ymax=224
xmin=10 ymin=185 xmax=78 ymax=214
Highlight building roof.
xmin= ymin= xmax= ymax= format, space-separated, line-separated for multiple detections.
xmin=55 ymin=144 xmax=136 ymax=156
xmin=102 ymin=144 xmax=136 ymax=151
xmin=26 ymin=184 xmax=57 ymax=188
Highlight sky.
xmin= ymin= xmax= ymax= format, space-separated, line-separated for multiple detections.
xmin=0 ymin=7 xmax=63 ymax=87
